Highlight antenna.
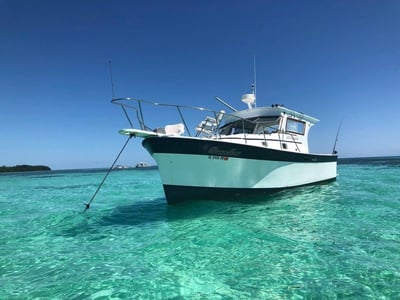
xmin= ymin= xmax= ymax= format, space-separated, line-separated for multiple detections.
xmin=240 ymin=57 xmax=257 ymax=110
xmin=108 ymin=60 xmax=134 ymax=128
xmin=108 ymin=60 xmax=116 ymax=99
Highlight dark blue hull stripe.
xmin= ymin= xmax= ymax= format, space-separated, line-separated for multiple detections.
xmin=163 ymin=178 xmax=337 ymax=203
xmin=142 ymin=137 xmax=337 ymax=163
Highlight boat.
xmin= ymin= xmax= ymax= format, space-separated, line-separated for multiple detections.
xmin=112 ymin=88 xmax=337 ymax=203
xmin=135 ymin=162 xmax=149 ymax=168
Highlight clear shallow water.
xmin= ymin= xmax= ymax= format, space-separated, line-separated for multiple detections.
xmin=1 ymin=158 xmax=399 ymax=299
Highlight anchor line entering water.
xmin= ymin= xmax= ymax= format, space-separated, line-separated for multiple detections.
xmin=83 ymin=135 xmax=133 ymax=212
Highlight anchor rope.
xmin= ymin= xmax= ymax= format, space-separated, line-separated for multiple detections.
xmin=83 ymin=135 xmax=133 ymax=212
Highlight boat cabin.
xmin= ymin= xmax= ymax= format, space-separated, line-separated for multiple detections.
xmin=216 ymin=105 xmax=319 ymax=154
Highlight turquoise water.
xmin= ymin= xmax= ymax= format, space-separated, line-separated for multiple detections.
xmin=1 ymin=158 xmax=400 ymax=299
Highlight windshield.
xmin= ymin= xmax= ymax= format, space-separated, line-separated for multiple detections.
xmin=253 ymin=117 xmax=281 ymax=134
xmin=219 ymin=116 xmax=280 ymax=135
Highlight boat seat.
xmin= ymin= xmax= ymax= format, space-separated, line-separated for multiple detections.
xmin=164 ymin=123 xmax=185 ymax=136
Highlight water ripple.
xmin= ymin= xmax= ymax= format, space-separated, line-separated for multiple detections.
xmin=1 ymin=166 xmax=399 ymax=298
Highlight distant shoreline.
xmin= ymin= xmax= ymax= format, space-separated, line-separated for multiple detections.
xmin=338 ymin=156 xmax=400 ymax=166
xmin=0 ymin=165 xmax=51 ymax=173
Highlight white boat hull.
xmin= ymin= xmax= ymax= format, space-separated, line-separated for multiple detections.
xmin=143 ymin=137 xmax=337 ymax=203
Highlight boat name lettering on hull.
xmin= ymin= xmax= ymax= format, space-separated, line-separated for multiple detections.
xmin=207 ymin=146 xmax=241 ymax=157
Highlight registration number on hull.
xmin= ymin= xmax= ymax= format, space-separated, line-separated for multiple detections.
xmin=208 ymin=155 xmax=229 ymax=161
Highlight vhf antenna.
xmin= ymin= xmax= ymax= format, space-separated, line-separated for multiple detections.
xmin=108 ymin=60 xmax=134 ymax=128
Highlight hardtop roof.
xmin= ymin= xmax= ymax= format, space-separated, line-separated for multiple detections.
xmin=222 ymin=105 xmax=319 ymax=124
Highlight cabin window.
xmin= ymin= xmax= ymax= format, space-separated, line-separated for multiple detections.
xmin=254 ymin=117 xmax=280 ymax=134
xmin=219 ymin=119 xmax=256 ymax=135
xmin=219 ymin=124 xmax=232 ymax=135
xmin=286 ymin=118 xmax=305 ymax=135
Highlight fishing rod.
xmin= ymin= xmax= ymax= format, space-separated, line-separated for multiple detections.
xmin=253 ymin=55 xmax=257 ymax=107
xmin=332 ymin=119 xmax=343 ymax=155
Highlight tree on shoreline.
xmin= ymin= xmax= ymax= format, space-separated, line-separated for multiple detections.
xmin=0 ymin=165 xmax=51 ymax=173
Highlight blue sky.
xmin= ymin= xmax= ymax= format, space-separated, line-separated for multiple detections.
xmin=1 ymin=0 xmax=399 ymax=169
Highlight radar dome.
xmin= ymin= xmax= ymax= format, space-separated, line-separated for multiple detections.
xmin=241 ymin=93 xmax=256 ymax=109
